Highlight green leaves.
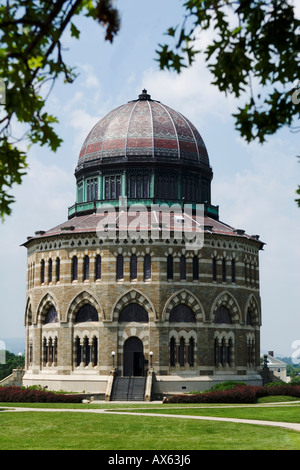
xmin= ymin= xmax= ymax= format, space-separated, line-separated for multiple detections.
xmin=0 ymin=0 xmax=121 ymax=220
xmin=157 ymin=0 xmax=300 ymax=144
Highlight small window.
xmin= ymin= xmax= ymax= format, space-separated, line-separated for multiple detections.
xmin=130 ymin=254 xmax=137 ymax=280
xmin=86 ymin=177 xmax=98 ymax=202
xmin=83 ymin=255 xmax=89 ymax=281
xmin=116 ymin=254 xmax=123 ymax=280
xmin=167 ymin=254 xmax=173 ymax=280
xmin=105 ymin=175 xmax=121 ymax=200
xmin=48 ymin=259 xmax=52 ymax=283
xmin=231 ymin=259 xmax=236 ymax=283
xmin=40 ymin=259 xmax=45 ymax=284
xmin=170 ymin=337 xmax=176 ymax=367
xmin=144 ymin=254 xmax=151 ymax=280
xmin=212 ymin=257 xmax=217 ymax=281
xmin=95 ymin=255 xmax=101 ymax=280
xmin=180 ymin=255 xmax=186 ymax=280
xmin=222 ymin=258 xmax=226 ymax=282
xmin=56 ymin=258 xmax=60 ymax=282
xmin=192 ymin=256 xmax=199 ymax=280
xmin=72 ymin=256 xmax=78 ymax=281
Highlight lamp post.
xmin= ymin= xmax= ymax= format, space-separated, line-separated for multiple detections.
xmin=18 ymin=352 xmax=22 ymax=369
xmin=149 ymin=351 xmax=153 ymax=368
xmin=111 ymin=351 xmax=115 ymax=368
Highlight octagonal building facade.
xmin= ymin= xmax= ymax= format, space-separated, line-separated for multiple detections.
xmin=22 ymin=90 xmax=264 ymax=399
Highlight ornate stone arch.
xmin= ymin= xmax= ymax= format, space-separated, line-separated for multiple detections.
xmin=37 ymin=292 xmax=60 ymax=325
xmin=67 ymin=290 xmax=103 ymax=323
xmin=210 ymin=291 xmax=241 ymax=323
xmin=24 ymin=296 xmax=33 ymax=326
xmin=163 ymin=289 xmax=204 ymax=322
xmin=245 ymin=294 xmax=261 ymax=326
xmin=112 ymin=288 xmax=157 ymax=322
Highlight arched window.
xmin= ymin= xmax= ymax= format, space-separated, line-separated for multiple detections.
xmin=169 ymin=304 xmax=195 ymax=323
xmin=95 ymin=255 xmax=101 ymax=280
xmin=75 ymin=337 xmax=81 ymax=366
xmin=72 ymin=256 xmax=78 ymax=281
xmin=144 ymin=254 xmax=151 ymax=280
xmin=48 ymin=259 xmax=52 ymax=283
xmin=212 ymin=257 xmax=217 ymax=281
xmin=188 ymin=337 xmax=195 ymax=367
xmin=116 ymin=254 xmax=123 ymax=280
xmin=214 ymin=306 xmax=232 ymax=324
xmin=180 ymin=255 xmax=186 ymax=280
xmin=130 ymin=254 xmax=137 ymax=280
xmin=222 ymin=258 xmax=226 ymax=282
xmin=192 ymin=256 xmax=199 ymax=280
xmin=119 ymin=303 xmax=148 ymax=322
xmin=247 ymin=309 xmax=253 ymax=326
xmin=231 ymin=259 xmax=236 ymax=283
xmin=45 ymin=306 xmax=58 ymax=324
xmin=170 ymin=337 xmax=176 ymax=367
xmin=92 ymin=337 xmax=98 ymax=366
xmin=179 ymin=337 xmax=185 ymax=366
xmin=83 ymin=255 xmax=89 ymax=281
xmin=56 ymin=257 xmax=60 ymax=282
xmin=75 ymin=304 xmax=98 ymax=323
xmin=40 ymin=259 xmax=45 ymax=284
xmin=167 ymin=254 xmax=173 ymax=280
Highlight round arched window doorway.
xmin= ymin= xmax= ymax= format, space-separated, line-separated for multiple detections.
xmin=123 ymin=337 xmax=144 ymax=376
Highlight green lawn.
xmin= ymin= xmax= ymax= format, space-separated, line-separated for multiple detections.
xmin=1 ymin=402 xmax=300 ymax=450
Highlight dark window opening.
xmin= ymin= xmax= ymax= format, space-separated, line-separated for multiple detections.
xmin=167 ymin=254 xmax=173 ymax=280
xmin=169 ymin=304 xmax=195 ymax=323
xmin=180 ymin=255 xmax=186 ymax=280
xmin=130 ymin=254 xmax=137 ymax=280
xmin=45 ymin=306 xmax=58 ymax=324
xmin=144 ymin=254 xmax=151 ymax=280
xmin=83 ymin=255 xmax=89 ymax=280
xmin=193 ymin=256 xmax=199 ymax=280
xmin=214 ymin=305 xmax=232 ymax=324
xmin=116 ymin=254 xmax=123 ymax=280
xmin=75 ymin=304 xmax=98 ymax=323
xmin=95 ymin=255 xmax=101 ymax=280
xmin=72 ymin=256 xmax=78 ymax=281
xmin=119 ymin=303 xmax=149 ymax=323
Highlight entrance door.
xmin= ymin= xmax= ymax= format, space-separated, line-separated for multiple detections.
xmin=123 ymin=337 xmax=144 ymax=376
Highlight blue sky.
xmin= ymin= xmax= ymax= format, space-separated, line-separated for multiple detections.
xmin=0 ymin=0 xmax=299 ymax=357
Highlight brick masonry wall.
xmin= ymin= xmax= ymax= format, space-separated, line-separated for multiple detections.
xmin=24 ymin=231 xmax=262 ymax=383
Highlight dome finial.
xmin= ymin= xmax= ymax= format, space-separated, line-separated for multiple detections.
xmin=139 ymin=89 xmax=151 ymax=100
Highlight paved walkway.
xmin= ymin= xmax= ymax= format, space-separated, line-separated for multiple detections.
xmin=2 ymin=403 xmax=300 ymax=433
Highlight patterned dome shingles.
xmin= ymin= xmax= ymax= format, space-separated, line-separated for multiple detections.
xmin=78 ymin=91 xmax=210 ymax=167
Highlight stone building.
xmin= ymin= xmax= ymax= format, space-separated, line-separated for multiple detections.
xmin=22 ymin=90 xmax=264 ymax=399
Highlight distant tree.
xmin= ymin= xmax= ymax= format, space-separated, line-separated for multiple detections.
xmin=0 ymin=350 xmax=25 ymax=381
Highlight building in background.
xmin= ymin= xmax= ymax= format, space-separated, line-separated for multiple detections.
xmin=22 ymin=90 xmax=264 ymax=399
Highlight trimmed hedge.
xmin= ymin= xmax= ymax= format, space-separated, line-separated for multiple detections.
xmin=0 ymin=386 xmax=84 ymax=403
xmin=163 ymin=385 xmax=300 ymax=404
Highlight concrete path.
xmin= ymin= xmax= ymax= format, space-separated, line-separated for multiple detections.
xmin=1 ymin=404 xmax=300 ymax=433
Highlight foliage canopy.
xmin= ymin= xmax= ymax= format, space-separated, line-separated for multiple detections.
xmin=0 ymin=0 xmax=299 ymax=218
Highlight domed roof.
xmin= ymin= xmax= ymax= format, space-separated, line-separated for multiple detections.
xmin=78 ymin=90 xmax=210 ymax=168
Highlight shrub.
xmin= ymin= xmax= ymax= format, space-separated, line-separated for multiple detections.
xmin=0 ymin=386 xmax=84 ymax=403
xmin=163 ymin=384 xmax=300 ymax=404
xmin=164 ymin=385 xmax=257 ymax=404
xmin=208 ymin=381 xmax=246 ymax=392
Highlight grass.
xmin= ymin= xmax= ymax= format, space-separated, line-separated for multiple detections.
xmin=1 ymin=400 xmax=300 ymax=450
